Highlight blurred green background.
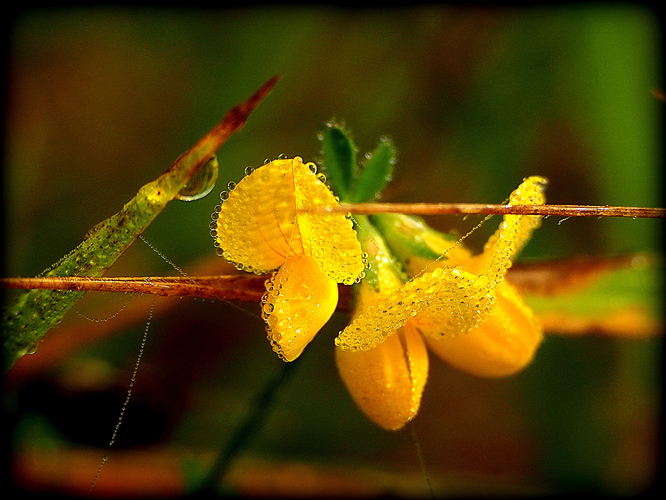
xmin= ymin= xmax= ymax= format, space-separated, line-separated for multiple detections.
xmin=4 ymin=5 xmax=663 ymax=497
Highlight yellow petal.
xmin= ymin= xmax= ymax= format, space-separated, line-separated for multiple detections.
xmin=292 ymin=165 xmax=365 ymax=285
xmin=425 ymin=281 xmax=543 ymax=377
xmin=214 ymin=157 xmax=364 ymax=283
xmin=214 ymin=158 xmax=306 ymax=273
xmin=336 ymin=322 xmax=428 ymax=430
xmin=336 ymin=265 xmax=489 ymax=351
xmin=263 ymin=254 xmax=338 ymax=362
xmin=476 ymin=176 xmax=548 ymax=281
xmin=406 ymin=265 xmax=495 ymax=341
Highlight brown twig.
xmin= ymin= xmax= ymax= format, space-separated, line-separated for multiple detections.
xmin=314 ymin=203 xmax=666 ymax=218
xmin=1 ymin=275 xmax=267 ymax=302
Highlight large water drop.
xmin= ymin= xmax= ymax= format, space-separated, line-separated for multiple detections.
xmin=176 ymin=156 xmax=219 ymax=201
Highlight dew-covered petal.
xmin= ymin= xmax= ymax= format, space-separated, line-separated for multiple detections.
xmin=476 ymin=176 xmax=548 ymax=282
xmin=214 ymin=158 xmax=305 ymax=274
xmin=292 ymin=162 xmax=365 ymax=285
xmin=214 ymin=157 xmax=364 ymax=283
xmin=336 ymin=265 xmax=485 ymax=351
xmin=411 ymin=271 xmax=496 ymax=340
xmin=425 ymin=281 xmax=543 ymax=377
xmin=263 ymin=254 xmax=338 ymax=362
xmin=336 ymin=322 xmax=428 ymax=430
xmin=408 ymin=176 xmax=547 ymax=337
xmin=414 ymin=177 xmax=546 ymax=345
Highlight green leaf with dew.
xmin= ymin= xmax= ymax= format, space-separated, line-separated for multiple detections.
xmin=320 ymin=123 xmax=357 ymax=201
xmin=351 ymin=136 xmax=396 ymax=203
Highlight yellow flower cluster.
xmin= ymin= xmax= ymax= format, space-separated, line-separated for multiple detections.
xmin=335 ymin=177 xmax=546 ymax=429
xmin=214 ymin=157 xmax=547 ymax=429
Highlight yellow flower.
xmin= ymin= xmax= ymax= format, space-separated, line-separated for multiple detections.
xmin=214 ymin=159 xmax=546 ymax=430
xmin=335 ymin=176 xmax=547 ymax=430
xmin=213 ymin=157 xmax=365 ymax=361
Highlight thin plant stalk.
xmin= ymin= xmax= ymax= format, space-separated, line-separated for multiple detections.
xmin=323 ymin=202 xmax=666 ymax=218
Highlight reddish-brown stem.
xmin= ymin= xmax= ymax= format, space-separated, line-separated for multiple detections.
xmin=164 ymin=74 xmax=280 ymax=181
xmin=318 ymin=203 xmax=666 ymax=218
xmin=1 ymin=275 xmax=267 ymax=302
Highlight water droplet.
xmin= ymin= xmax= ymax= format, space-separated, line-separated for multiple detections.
xmin=176 ymin=156 xmax=219 ymax=201
xmin=267 ymin=315 xmax=279 ymax=329
xmin=308 ymin=163 xmax=317 ymax=174
xmin=219 ymin=191 xmax=229 ymax=201
xmin=245 ymin=166 xmax=255 ymax=175
xmin=263 ymin=303 xmax=275 ymax=314
xmin=295 ymin=308 xmax=307 ymax=319
xmin=227 ymin=181 xmax=237 ymax=191
xmin=25 ymin=341 xmax=39 ymax=355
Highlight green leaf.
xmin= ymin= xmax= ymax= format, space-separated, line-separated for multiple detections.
xmin=1 ymin=77 xmax=278 ymax=373
xmin=320 ymin=123 xmax=357 ymax=201
xmin=351 ymin=136 xmax=396 ymax=203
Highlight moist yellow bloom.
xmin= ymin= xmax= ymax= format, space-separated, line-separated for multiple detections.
xmin=214 ymin=157 xmax=365 ymax=361
xmin=336 ymin=282 xmax=428 ymax=431
xmin=336 ymin=217 xmax=428 ymax=430
xmin=336 ymin=177 xmax=547 ymax=429
xmin=336 ymin=176 xmax=546 ymax=351
xmin=424 ymin=280 xmax=542 ymax=377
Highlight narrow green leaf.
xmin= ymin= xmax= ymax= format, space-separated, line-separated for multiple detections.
xmin=351 ymin=136 xmax=396 ymax=203
xmin=2 ymin=76 xmax=279 ymax=372
xmin=320 ymin=123 xmax=357 ymax=201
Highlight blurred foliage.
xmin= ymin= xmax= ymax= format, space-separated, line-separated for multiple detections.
xmin=3 ymin=4 xmax=663 ymax=497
